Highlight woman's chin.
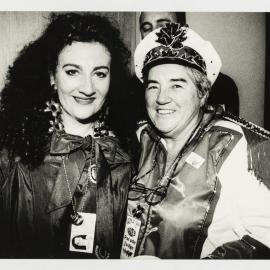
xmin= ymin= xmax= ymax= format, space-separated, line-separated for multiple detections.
xmin=155 ymin=125 xmax=175 ymax=137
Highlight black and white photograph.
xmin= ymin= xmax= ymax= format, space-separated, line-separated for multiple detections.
xmin=0 ymin=0 xmax=270 ymax=269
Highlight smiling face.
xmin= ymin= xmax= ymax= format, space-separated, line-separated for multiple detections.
xmin=51 ymin=41 xmax=111 ymax=125
xmin=145 ymin=64 xmax=206 ymax=139
xmin=140 ymin=12 xmax=177 ymax=39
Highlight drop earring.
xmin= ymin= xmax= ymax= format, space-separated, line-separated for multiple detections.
xmin=44 ymin=84 xmax=64 ymax=133
xmin=93 ymin=106 xmax=109 ymax=137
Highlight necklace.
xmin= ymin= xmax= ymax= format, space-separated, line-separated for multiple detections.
xmin=61 ymin=137 xmax=96 ymax=226
xmin=150 ymin=115 xmax=205 ymax=202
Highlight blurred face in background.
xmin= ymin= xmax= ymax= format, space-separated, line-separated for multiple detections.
xmin=51 ymin=41 xmax=111 ymax=125
xmin=139 ymin=12 xmax=177 ymax=39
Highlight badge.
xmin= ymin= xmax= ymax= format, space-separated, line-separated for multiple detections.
xmin=69 ymin=212 xmax=96 ymax=253
xmin=185 ymin=152 xmax=205 ymax=169
xmin=120 ymin=215 xmax=141 ymax=259
xmin=88 ymin=164 xmax=97 ymax=184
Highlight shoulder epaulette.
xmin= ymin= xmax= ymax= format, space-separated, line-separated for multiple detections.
xmin=137 ymin=119 xmax=148 ymax=128
xmin=223 ymin=113 xmax=270 ymax=139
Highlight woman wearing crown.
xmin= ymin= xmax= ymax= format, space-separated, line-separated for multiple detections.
xmin=121 ymin=23 xmax=270 ymax=259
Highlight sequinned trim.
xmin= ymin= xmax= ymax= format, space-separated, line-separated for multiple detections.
xmin=143 ymin=23 xmax=206 ymax=75
xmin=223 ymin=113 xmax=270 ymax=139
xmin=143 ymin=46 xmax=206 ymax=75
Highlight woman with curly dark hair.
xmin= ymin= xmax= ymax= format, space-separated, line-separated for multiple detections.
xmin=0 ymin=12 xmax=134 ymax=258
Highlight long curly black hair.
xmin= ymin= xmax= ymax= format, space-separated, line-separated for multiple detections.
xmin=0 ymin=12 xmax=132 ymax=168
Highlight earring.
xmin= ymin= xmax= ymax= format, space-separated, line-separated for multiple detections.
xmin=44 ymin=85 xmax=64 ymax=133
xmin=93 ymin=106 xmax=109 ymax=137
xmin=201 ymin=99 xmax=217 ymax=113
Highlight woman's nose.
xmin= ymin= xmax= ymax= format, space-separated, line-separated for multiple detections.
xmin=156 ymin=88 xmax=171 ymax=104
xmin=80 ymin=75 xmax=95 ymax=95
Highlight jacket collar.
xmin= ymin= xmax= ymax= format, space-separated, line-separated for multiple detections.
xmin=135 ymin=107 xmax=224 ymax=180
xmin=46 ymin=148 xmax=85 ymax=213
xmin=139 ymin=105 xmax=225 ymax=145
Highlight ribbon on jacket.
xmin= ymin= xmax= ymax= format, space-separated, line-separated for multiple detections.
xmin=50 ymin=132 xmax=92 ymax=155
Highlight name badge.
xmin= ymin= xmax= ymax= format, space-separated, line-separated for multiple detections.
xmin=69 ymin=212 xmax=96 ymax=253
xmin=185 ymin=152 xmax=205 ymax=169
xmin=120 ymin=215 xmax=141 ymax=259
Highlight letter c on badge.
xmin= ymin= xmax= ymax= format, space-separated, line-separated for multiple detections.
xmin=72 ymin=234 xmax=87 ymax=250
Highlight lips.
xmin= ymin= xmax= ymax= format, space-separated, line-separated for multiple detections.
xmin=73 ymin=96 xmax=95 ymax=105
xmin=157 ymin=109 xmax=175 ymax=115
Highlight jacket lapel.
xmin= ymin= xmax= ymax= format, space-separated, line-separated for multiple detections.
xmin=95 ymin=142 xmax=114 ymax=253
xmin=46 ymin=150 xmax=85 ymax=213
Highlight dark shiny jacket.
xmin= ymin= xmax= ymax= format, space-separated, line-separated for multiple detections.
xmin=0 ymin=133 xmax=133 ymax=258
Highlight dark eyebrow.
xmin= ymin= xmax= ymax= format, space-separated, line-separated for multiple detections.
xmin=63 ymin=63 xmax=80 ymax=69
xmin=156 ymin=19 xmax=172 ymax=24
xmin=171 ymin=78 xmax=187 ymax=83
xmin=93 ymin=66 xmax=110 ymax=71
xmin=62 ymin=64 xmax=109 ymax=71
xmin=146 ymin=79 xmax=159 ymax=85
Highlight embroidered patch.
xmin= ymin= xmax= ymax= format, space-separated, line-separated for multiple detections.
xmin=185 ymin=152 xmax=205 ymax=169
xmin=88 ymin=164 xmax=97 ymax=184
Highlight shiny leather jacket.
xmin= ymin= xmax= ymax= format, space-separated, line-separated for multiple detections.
xmin=0 ymin=132 xmax=133 ymax=258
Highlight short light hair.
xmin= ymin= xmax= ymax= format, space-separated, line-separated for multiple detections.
xmin=186 ymin=67 xmax=212 ymax=108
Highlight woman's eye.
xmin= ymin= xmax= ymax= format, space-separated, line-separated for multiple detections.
xmin=172 ymin=84 xmax=182 ymax=89
xmin=95 ymin=72 xmax=107 ymax=78
xmin=146 ymin=85 xmax=158 ymax=91
xmin=65 ymin=69 xmax=79 ymax=76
